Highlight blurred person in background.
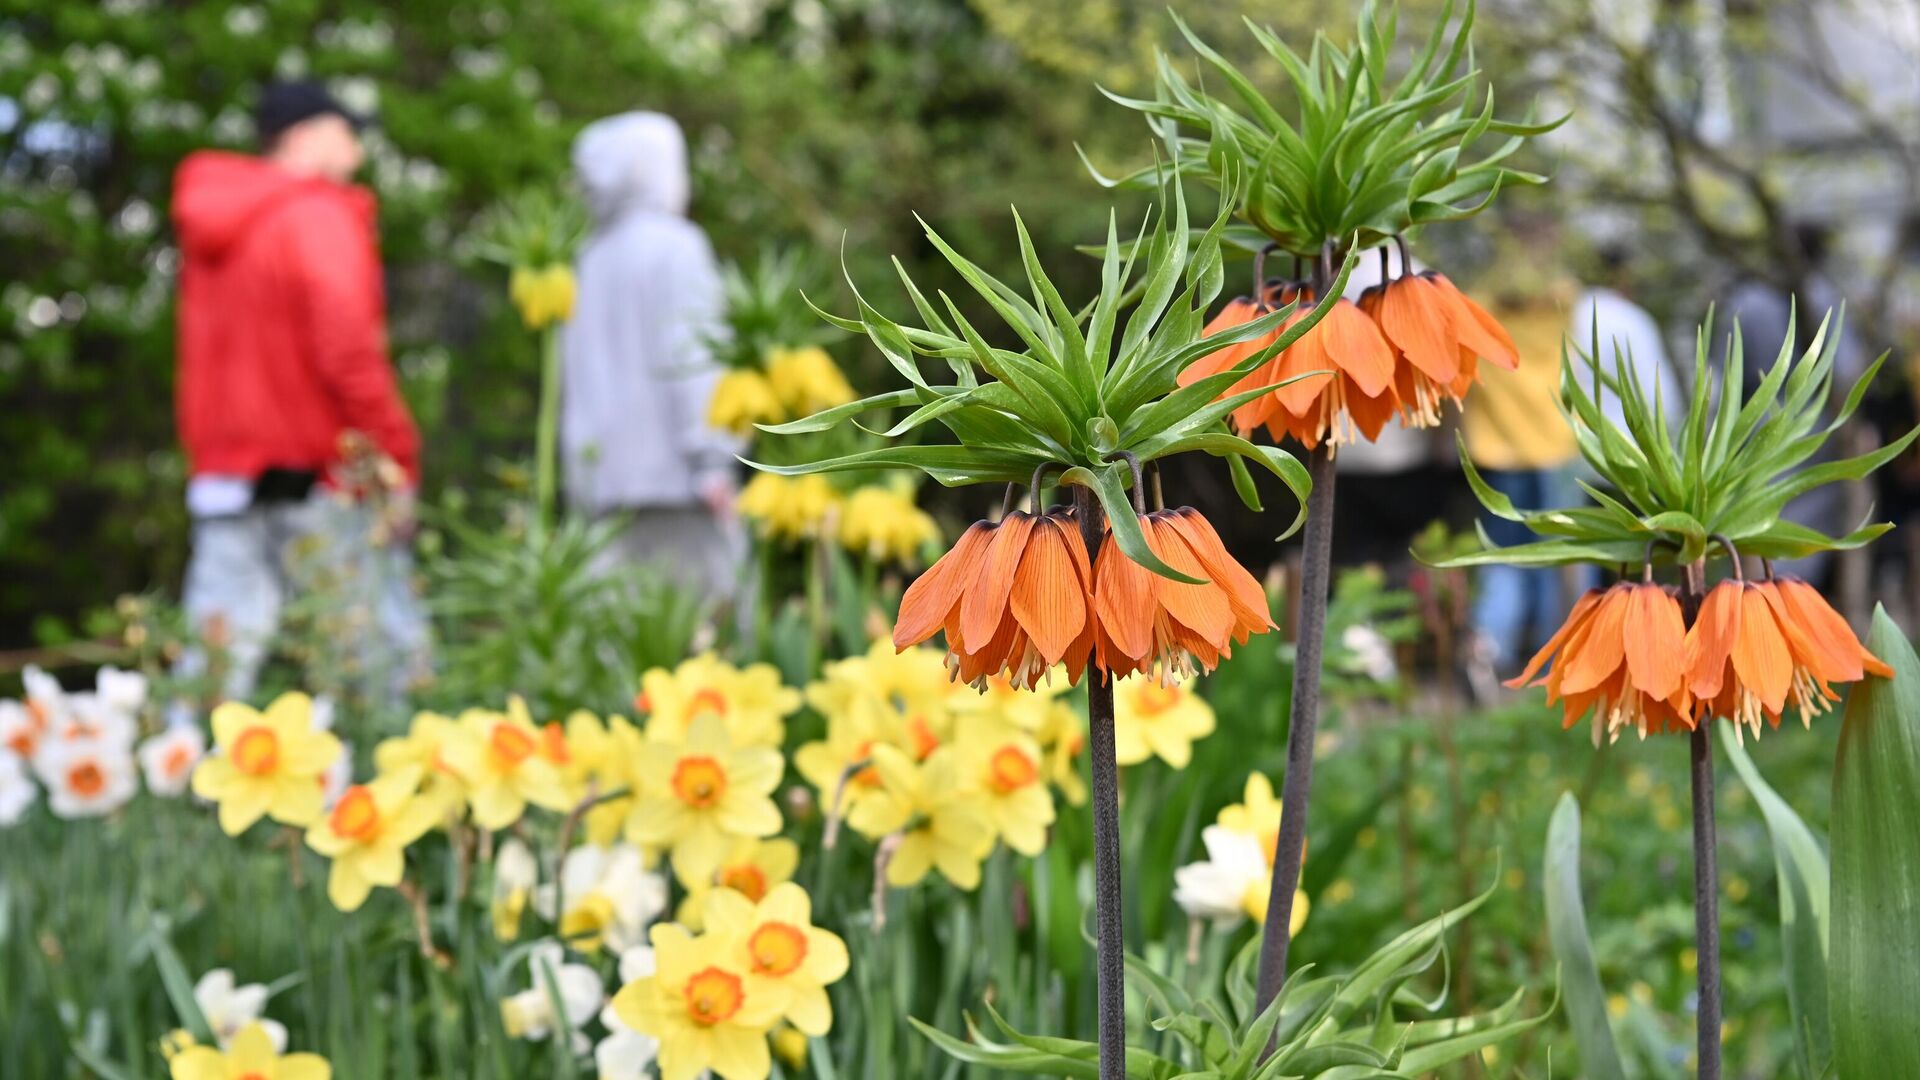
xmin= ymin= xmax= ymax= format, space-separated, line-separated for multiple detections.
xmin=1570 ymin=244 xmax=1686 ymax=435
xmin=1460 ymin=222 xmax=1586 ymax=695
xmin=562 ymin=112 xmax=743 ymax=601
xmin=169 ymin=80 xmax=426 ymax=704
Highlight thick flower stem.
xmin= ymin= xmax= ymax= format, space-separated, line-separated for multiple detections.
xmin=1689 ymin=723 xmax=1722 ymax=1080
xmin=1254 ymin=442 xmax=1338 ymax=1018
xmin=534 ymin=324 xmax=562 ymax=533
xmin=1077 ymin=489 xmax=1127 ymax=1080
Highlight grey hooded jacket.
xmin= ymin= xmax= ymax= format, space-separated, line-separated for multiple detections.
xmin=561 ymin=112 xmax=738 ymax=512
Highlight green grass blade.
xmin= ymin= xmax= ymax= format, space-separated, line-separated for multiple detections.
xmin=1831 ymin=607 xmax=1920 ymax=1080
xmin=1541 ymin=793 xmax=1627 ymax=1080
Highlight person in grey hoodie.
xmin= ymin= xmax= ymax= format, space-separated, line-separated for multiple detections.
xmin=562 ymin=111 xmax=743 ymax=599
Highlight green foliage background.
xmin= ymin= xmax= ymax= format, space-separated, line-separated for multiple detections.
xmin=0 ymin=0 xmax=1373 ymax=647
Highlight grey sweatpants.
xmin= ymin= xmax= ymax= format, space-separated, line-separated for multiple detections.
xmin=177 ymin=492 xmax=429 ymax=704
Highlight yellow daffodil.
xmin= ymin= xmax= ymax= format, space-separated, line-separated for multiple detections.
xmin=509 ymin=263 xmax=576 ymax=330
xmin=1173 ymin=825 xmax=1309 ymax=935
xmin=586 ymin=715 xmax=647 ymax=847
xmin=837 ymin=485 xmax=939 ymax=565
xmin=303 ymin=767 xmax=438 ymax=912
xmin=958 ymin=727 xmax=1055 ymax=856
xmin=167 ymin=1023 xmax=329 ymax=1080
xmin=950 ymin=670 xmax=1072 ymax=733
xmin=703 ymin=884 xmax=848 ymax=1037
xmin=1216 ymin=772 xmax=1283 ymax=865
xmin=738 ymin=474 xmax=840 ymax=543
xmin=771 ymin=1024 xmax=809 ymax=1070
xmin=440 ymin=699 xmax=574 ymax=830
xmin=191 ymin=693 xmax=342 ymax=836
xmin=160 ymin=1029 xmax=197 ymax=1061
xmin=764 ymin=345 xmax=855 ymax=416
xmin=1113 ymin=675 xmax=1216 ymax=769
xmin=808 ymin=640 xmax=959 ymax=723
xmin=372 ymin=711 xmax=469 ymax=822
xmin=674 ymin=836 xmax=801 ymax=928
xmin=708 ymin=370 xmax=786 ymax=436
xmin=792 ymin=695 xmax=932 ymax=825
xmin=639 ymin=654 xmax=799 ymax=749
xmin=1035 ymin=702 xmax=1087 ymax=806
xmin=847 ymin=744 xmax=994 ymax=890
xmin=612 ymin=923 xmax=784 ymax=1080
xmin=626 ymin=716 xmax=783 ymax=882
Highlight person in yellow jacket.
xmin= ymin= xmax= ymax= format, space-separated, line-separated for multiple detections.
xmin=1460 ymin=270 xmax=1587 ymax=682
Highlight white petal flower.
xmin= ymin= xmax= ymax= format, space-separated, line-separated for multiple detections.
xmin=534 ymin=843 xmax=667 ymax=954
xmin=94 ymin=665 xmax=149 ymax=715
xmin=34 ymin=737 xmax=137 ymax=819
xmin=0 ymin=700 xmax=42 ymax=762
xmin=0 ymin=750 xmax=38 ymax=826
xmin=137 ymin=726 xmax=206 ymax=796
xmin=1173 ymin=826 xmax=1270 ymax=928
xmin=501 ymin=941 xmax=604 ymax=1044
xmin=193 ymin=968 xmax=288 ymax=1051
xmin=319 ymin=738 xmax=353 ymax=809
xmin=22 ymin=665 xmax=65 ymax=712
xmin=594 ymin=1015 xmax=660 ymax=1080
xmin=616 ymin=944 xmax=655 ymax=986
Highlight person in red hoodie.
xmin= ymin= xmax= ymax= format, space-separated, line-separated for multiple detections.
xmin=170 ymin=81 xmax=426 ymax=704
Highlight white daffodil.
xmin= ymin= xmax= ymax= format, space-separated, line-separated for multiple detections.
xmin=595 ymin=945 xmax=659 ymax=1080
xmin=492 ymin=836 xmax=539 ymax=941
xmin=500 ymin=941 xmax=603 ymax=1055
xmin=94 ymin=665 xmax=149 ymax=715
xmin=138 ymin=725 xmax=206 ymax=797
xmin=193 ymin=968 xmax=288 ymax=1051
xmin=534 ymin=843 xmax=667 ymax=955
xmin=1172 ymin=826 xmax=1309 ymax=936
xmin=36 ymin=694 xmax=136 ymax=760
xmin=0 ymin=750 xmax=37 ymax=826
xmin=1 ymin=700 xmax=42 ymax=763
xmin=33 ymin=736 xmax=137 ymax=819
xmin=1173 ymin=826 xmax=1270 ymax=927
xmin=1340 ymin=625 xmax=1398 ymax=683
xmin=21 ymin=665 xmax=65 ymax=712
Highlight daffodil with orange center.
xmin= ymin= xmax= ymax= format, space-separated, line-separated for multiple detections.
xmin=167 ymin=1022 xmax=329 ymax=1080
xmin=611 ymin=923 xmax=784 ymax=1080
xmin=703 ymin=883 xmax=849 ymax=1037
xmin=1684 ymin=578 xmax=1889 ymax=741
xmin=191 ymin=693 xmax=342 ymax=836
xmin=373 ymin=711 xmax=469 ymax=821
xmin=674 ymin=835 xmax=802 ymax=928
xmin=440 ymin=699 xmax=574 ymax=830
xmin=958 ymin=726 xmax=1055 ymax=855
xmin=846 ymin=743 xmax=995 ymax=889
xmin=1509 ymin=581 xmax=1693 ymax=745
xmin=1359 ymin=270 xmax=1517 ymax=428
xmin=895 ymin=510 xmax=1097 ymax=690
xmin=626 ymin=715 xmax=783 ymax=881
xmin=1094 ymin=509 xmax=1274 ymax=683
xmin=1112 ymin=674 xmax=1217 ymax=769
xmin=639 ymin=654 xmax=798 ymax=749
xmin=303 ymin=766 xmax=439 ymax=912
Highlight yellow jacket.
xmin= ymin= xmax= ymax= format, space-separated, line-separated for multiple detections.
xmin=1461 ymin=302 xmax=1578 ymax=471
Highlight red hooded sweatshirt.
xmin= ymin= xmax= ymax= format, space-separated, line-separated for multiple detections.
xmin=172 ymin=151 xmax=419 ymax=485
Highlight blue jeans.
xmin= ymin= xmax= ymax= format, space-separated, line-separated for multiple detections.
xmin=1472 ymin=468 xmax=1589 ymax=670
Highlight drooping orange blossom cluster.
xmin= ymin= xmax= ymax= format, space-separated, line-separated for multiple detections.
xmin=1511 ymin=571 xmax=1889 ymax=744
xmin=894 ymin=506 xmax=1273 ymax=690
xmin=1183 ymin=260 xmax=1518 ymax=450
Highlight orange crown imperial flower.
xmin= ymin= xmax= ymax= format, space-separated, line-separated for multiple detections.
xmin=894 ymin=509 xmax=1097 ymax=691
xmin=1509 ymin=581 xmax=1694 ymax=745
xmin=1186 ymin=249 xmax=1518 ymax=452
xmin=1684 ymin=575 xmax=1890 ymax=741
xmin=894 ymin=504 xmax=1272 ymax=690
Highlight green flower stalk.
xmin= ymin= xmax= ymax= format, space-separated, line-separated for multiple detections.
xmin=1093 ymin=0 xmax=1560 ymax=1019
xmin=1436 ymin=310 xmax=1917 ymax=1079
xmin=469 ymin=187 xmax=587 ymax=532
